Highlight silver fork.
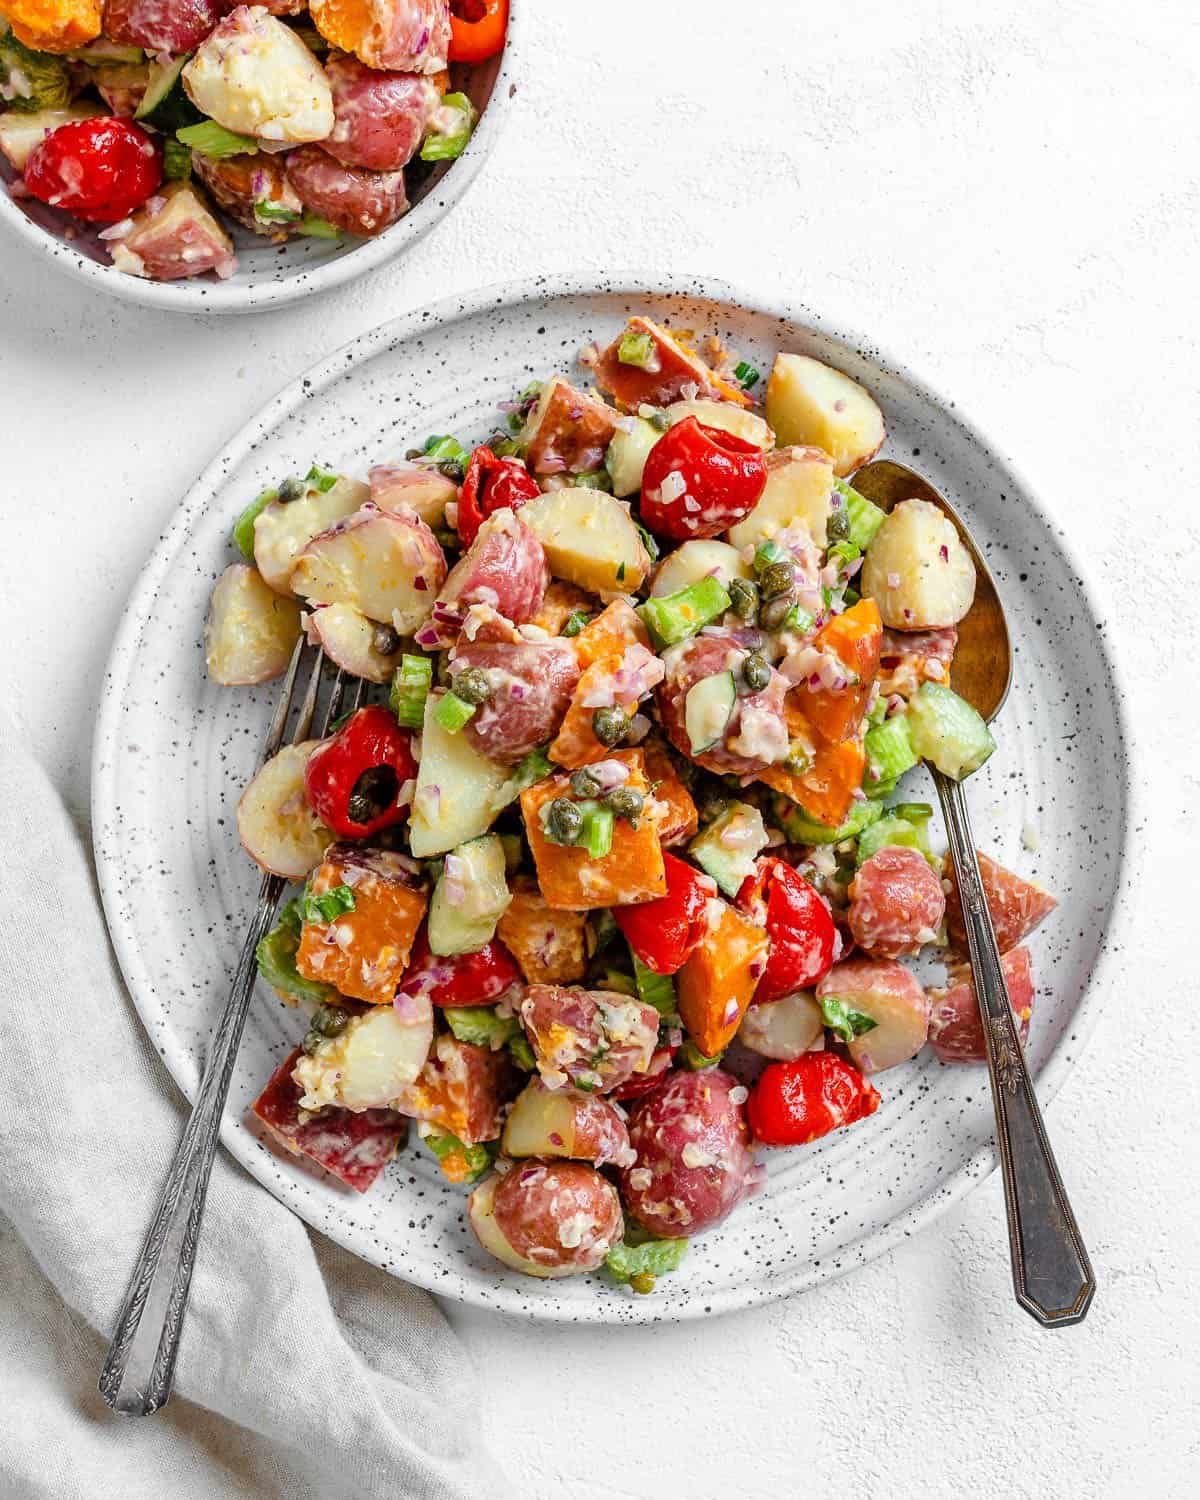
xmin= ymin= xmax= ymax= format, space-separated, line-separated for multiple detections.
xmin=99 ymin=641 xmax=365 ymax=1416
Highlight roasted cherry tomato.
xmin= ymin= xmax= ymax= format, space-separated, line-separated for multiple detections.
xmin=640 ymin=416 xmax=767 ymax=541
xmin=396 ymin=926 xmax=521 ymax=1007
xmin=303 ymin=705 xmax=418 ymax=839
xmin=448 ymin=0 xmax=508 ymax=62
xmin=24 ymin=117 xmax=161 ymax=224
xmin=747 ymin=1051 xmax=880 ymax=1147
xmin=613 ymin=853 xmax=713 ymax=975
xmin=457 ymin=445 xmax=541 ymax=547
xmin=738 ymin=857 xmax=837 ymax=1002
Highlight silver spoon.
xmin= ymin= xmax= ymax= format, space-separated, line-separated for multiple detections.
xmin=853 ymin=459 xmax=1095 ymax=1327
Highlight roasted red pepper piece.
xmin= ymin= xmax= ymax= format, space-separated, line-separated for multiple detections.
xmin=448 ymin=0 xmax=508 ymax=62
xmin=613 ymin=852 xmax=713 ymax=975
xmin=303 ymin=705 xmax=418 ymax=839
xmin=738 ymin=857 xmax=837 ymax=1001
xmin=639 ymin=417 xmax=767 ymax=541
xmin=457 ymin=445 xmax=541 ymax=547
xmin=747 ymin=1051 xmax=880 ymax=1147
xmin=396 ymin=925 xmax=521 ymax=1007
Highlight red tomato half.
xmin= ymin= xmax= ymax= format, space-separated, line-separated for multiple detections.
xmin=747 ymin=1051 xmax=880 ymax=1147
xmin=613 ymin=853 xmax=713 ymax=975
xmin=739 ymin=857 xmax=837 ymax=1001
xmin=640 ymin=417 xmax=767 ymax=541
xmin=449 ymin=0 xmax=508 ymax=62
xmin=304 ymin=706 xmax=418 ymax=839
xmin=457 ymin=445 xmax=541 ymax=546
xmin=24 ymin=117 xmax=161 ymax=224
xmin=396 ymin=927 xmax=521 ymax=1007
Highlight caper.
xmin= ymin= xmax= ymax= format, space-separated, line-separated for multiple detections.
xmin=760 ymin=595 xmax=794 ymax=631
xmin=727 ymin=576 xmax=759 ymax=621
xmin=437 ymin=459 xmax=465 ymax=482
xmin=570 ymin=768 xmax=602 ymax=799
xmin=301 ymin=1029 xmax=324 ymax=1056
xmin=826 ymin=506 xmax=851 ymax=543
xmin=405 ymin=447 xmax=425 ymax=461
xmin=311 ymin=1004 xmax=350 ymax=1039
xmin=592 ymin=705 xmax=630 ymax=747
xmin=278 ymin=475 xmax=307 ymax=504
xmin=452 ymin=666 xmax=492 ymax=705
xmin=629 ymin=1271 xmax=656 ymax=1295
xmin=759 ymin=561 xmax=795 ymax=600
xmin=546 ymin=797 xmax=584 ymax=844
xmin=605 ymin=786 xmax=644 ymax=825
xmin=372 ymin=623 xmax=401 ymax=658
xmin=742 ymin=653 xmax=772 ymax=693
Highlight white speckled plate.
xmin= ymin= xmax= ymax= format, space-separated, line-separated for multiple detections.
xmin=92 ymin=276 xmax=1135 ymax=1321
xmin=0 ymin=6 xmax=525 ymax=314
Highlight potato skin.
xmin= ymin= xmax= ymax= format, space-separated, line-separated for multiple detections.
xmin=323 ymin=51 xmax=437 ymax=170
xmin=618 ymin=1069 xmax=760 ymax=1237
xmin=943 ymin=852 xmax=1056 ymax=955
xmin=848 ymin=847 xmax=946 ymax=959
xmin=657 ymin=634 xmax=788 ymax=777
xmin=488 ymin=1160 xmax=623 ymax=1274
xmin=816 ymin=958 xmax=930 ymax=1074
xmin=449 ymin=639 xmax=580 ymax=766
xmin=519 ymin=985 xmax=659 ymax=1094
xmin=929 ymin=946 xmax=1034 ymax=1063
xmin=193 ymin=150 xmax=304 ymax=236
xmin=439 ymin=509 xmax=549 ymax=627
xmin=501 ymin=1078 xmax=634 ymax=1167
xmin=285 ymin=144 xmax=409 ymax=236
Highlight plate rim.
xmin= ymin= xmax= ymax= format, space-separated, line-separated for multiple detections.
xmin=92 ymin=271 xmax=1139 ymax=1320
xmin=0 ymin=2 xmax=527 ymax=315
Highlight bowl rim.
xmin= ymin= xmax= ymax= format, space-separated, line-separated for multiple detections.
xmin=92 ymin=271 xmax=1140 ymax=1318
xmin=0 ymin=1 xmax=527 ymax=314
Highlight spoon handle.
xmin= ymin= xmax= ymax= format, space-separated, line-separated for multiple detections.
xmin=934 ymin=770 xmax=1096 ymax=1326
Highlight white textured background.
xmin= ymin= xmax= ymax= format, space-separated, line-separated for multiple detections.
xmin=3 ymin=1 xmax=1198 ymax=1495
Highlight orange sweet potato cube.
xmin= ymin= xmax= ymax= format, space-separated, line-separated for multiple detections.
xmin=799 ymin=599 xmax=882 ymax=746
xmin=676 ymin=902 xmax=769 ymax=1057
xmin=572 ymin=599 xmax=649 ymax=668
xmin=550 ymin=601 xmax=653 ymax=769
xmin=533 ymin=580 xmax=594 ymax=635
xmin=521 ymin=749 xmax=667 ymax=910
xmin=642 ymin=739 xmax=698 ymax=847
xmin=392 ymin=1034 xmax=516 ymax=1146
xmin=296 ymin=845 xmax=427 ymax=1004
xmin=758 ymin=734 xmax=867 ymax=828
xmin=496 ymin=877 xmax=588 ymax=984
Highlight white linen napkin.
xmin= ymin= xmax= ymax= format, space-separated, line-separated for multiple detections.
xmin=0 ymin=724 xmax=514 ymax=1500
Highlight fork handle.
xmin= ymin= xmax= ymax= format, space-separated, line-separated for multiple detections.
xmin=934 ymin=770 xmax=1095 ymax=1326
xmin=99 ymin=872 xmax=282 ymax=1415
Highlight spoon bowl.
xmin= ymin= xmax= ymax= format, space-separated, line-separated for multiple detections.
xmin=851 ymin=459 xmax=1012 ymax=723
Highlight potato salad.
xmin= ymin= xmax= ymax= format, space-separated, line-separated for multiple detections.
xmin=0 ymin=0 xmax=504 ymax=280
xmin=208 ymin=315 xmax=1057 ymax=1293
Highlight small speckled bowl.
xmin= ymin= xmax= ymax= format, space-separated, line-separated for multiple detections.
xmin=92 ymin=275 xmax=1137 ymax=1321
xmin=0 ymin=6 xmax=524 ymax=314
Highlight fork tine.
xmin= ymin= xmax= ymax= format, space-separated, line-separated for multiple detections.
xmin=259 ymin=636 xmax=307 ymax=765
xmin=320 ymin=666 xmax=350 ymax=737
xmin=290 ymin=645 xmax=327 ymax=744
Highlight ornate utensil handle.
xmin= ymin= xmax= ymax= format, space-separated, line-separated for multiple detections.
xmin=98 ymin=873 xmax=282 ymax=1414
xmin=935 ymin=769 xmax=1096 ymax=1326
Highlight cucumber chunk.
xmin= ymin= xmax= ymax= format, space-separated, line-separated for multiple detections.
xmin=864 ymin=712 xmax=920 ymax=787
xmin=605 ymin=416 xmax=661 ymax=497
xmin=136 ymin=54 xmax=202 ymax=131
xmin=855 ymin=807 xmax=936 ymax=867
xmin=773 ymin=795 xmax=883 ymax=846
xmin=684 ymin=671 xmax=736 ymax=754
xmin=688 ymin=801 xmax=767 ymax=896
xmin=906 ymin=683 xmax=995 ymax=781
xmin=428 ymin=834 xmax=511 ymax=956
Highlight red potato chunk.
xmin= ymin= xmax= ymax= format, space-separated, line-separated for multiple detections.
xmin=324 ymin=52 xmax=437 ymax=170
xmin=928 ymin=946 xmax=1034 ymax=1064
xmin=103 ymin=0 xmax=227 ymax=51
xmin=469 ymin=1161 xmax=623 ymax=1278
xmin=251 ymin=1046 xmax=406 ymax=1193
xmin=448 ymin=638 xmax=580 ymax=766
xmin=106 ymin=183 xmax=236 ymax=281
xmin=284 ymin=145 xmax=408 ymax=236
xmin=193 ymin=151 xmax=304 ymax=236
xmin=849 ymin=846 xmax=946 ymax=959
xmin=944 ymin=851 xmax=1057 ymax=955
xmin=519 ymin=985 xmax=659 ymax=1095
xmin=618 ymin=1069 xmax=762 ymax=1238
xmin=877 ymin=627 xmax=958 ymax=700
xmin=657 ymin=633 xmax=789 ymax=776
xmin=391 ymin=1033 xmax=517 ymax=1144
xmin=520 ymin=377 xmax=619 ymax=477
xmin=501 ymin=1078 xmax=634 ymax=1168
xmin=291 ymin=502 xmax=446 ymax=632
xmin=816 ymin=958 xmax=930 ymax=1074
xmin=368 ymin=461 xmax=457 ymax=529
xmin=437 ymin=508 xmax=549 ymax=628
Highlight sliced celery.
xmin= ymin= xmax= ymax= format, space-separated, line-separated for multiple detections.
xmin=432 ymin=690 xmax=477 ymax=735
xmin=420 ymin=92 xmax=476 ymax=161
xmin=638 ymin=575 xmax=732 ymax=648
xmin=906 ymin=683 xmax=996 ymax=781
xmin=605 ymin=1235 xmax=688 ymax=1290
xmin=864 ymin=712 xmax=920 ymax=786
xmin=834 ymin=478 xmax=886 ymax=550
xmin=390 ymin=654 xmax=433 ymax=729
xmin=580 ymin=805 xmax=614 ymax=860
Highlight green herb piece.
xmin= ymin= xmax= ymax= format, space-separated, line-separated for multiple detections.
xmin=304 ymin=464 xmax=339 ymax=492
xmin=826 ymin=540 xmax=862 ymax=572
xmin=176 ymin=120 xmax=257 ymax=158
xmin=638 ymin=575 xmax=732 ymax=649
xmin=424 ymin=434 xmax=467 ymax=465
xmin=255 ymin=200 xmax=301 ymax=225
xmin=300 ymin=884 xmax=356 ymax=924
xmin=733 ymin=360 xmax=759 ymax=388
xmin=254 ymin=898 xmax=336 ymax=1005
xmin=433 ymin=690 xmax=477 ymax=735
xmin=299 ymin=215 xmax=340 ymax=239
xmin=680 ymin=1039 xmax=723 ymax=1070
xmin=631 ymin=951 xmax=678 ymax=1020
xmin=421 ymin=1128 xmax=496 ymax=1184
xmin=605 ymin=1235 xmax=688 ymax=1291
xmin=634 ymin=520 xmax=660 ymax=562
xmin=566 ymin=470 xmax=613 ymax=492
xmin=419 ymin=91 xmax=476 ymax=161
xmin=819 ymin=995 xmax=880 ymax=1043
xmin=445 ymin=1005 xmax=520 ymax=1049
xmin=389 ymin=653 xmax=433 ymax=730
xmin=617 ymin=331 xmax=657 ymax=368
xmin=508 ymin=1034 xmax=536 ymax=1071
xmin=231 ymin=487 xmax=278 ymax=559
xmin=562 ymin=611 xmax=592 ymax=638
xmin=162 ymin=138 xmax=192 ymax=181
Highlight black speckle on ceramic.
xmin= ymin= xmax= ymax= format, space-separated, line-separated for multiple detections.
xmin=91 ymin=276 xmax=1135 ymax=1323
